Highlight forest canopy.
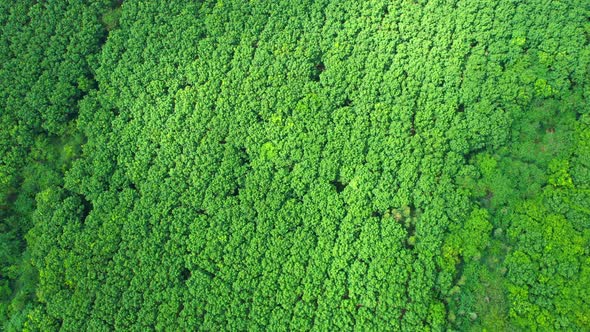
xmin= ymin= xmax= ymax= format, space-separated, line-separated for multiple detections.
xmin=1 ymin=0 xmax=589 ymax=331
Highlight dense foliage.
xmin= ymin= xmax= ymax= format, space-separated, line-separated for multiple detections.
xmin=1 ymin=0 xmax=589 ymax=330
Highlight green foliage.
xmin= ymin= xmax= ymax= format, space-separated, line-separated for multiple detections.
xmin=1 ymin=0 xmax=589 ymax=330
xmin=499 ymin=114 xmax=590 ymax=330
xmin=0 ymin=0 xmax=112 ymax=330
xmin=101 ymin=7 xmax=122 ymax=31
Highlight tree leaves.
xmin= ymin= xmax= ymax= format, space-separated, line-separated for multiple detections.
xmin=2 ymin=0 xmax=590 ymax=330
